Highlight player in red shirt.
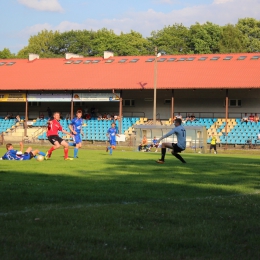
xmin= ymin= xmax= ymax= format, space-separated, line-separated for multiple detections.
xmin=45 ymin=112 xmax=73 ymax=160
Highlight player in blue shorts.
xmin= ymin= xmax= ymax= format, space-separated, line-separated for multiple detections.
xmin=69 ymin=110 xmax=83 ymax=158
xmin=106 ymin=122 xmax=120 ymax=155
xmin=1 ymin=142 xmax=46 ymax=161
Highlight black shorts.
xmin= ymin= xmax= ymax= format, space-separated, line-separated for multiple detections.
xmin=210 ymin=144 xmax=216 ymax=149
xmin=172 ymin=143 xmax=184 ymax=153
xmin=48 ymin=135 xmax=63 ymax=145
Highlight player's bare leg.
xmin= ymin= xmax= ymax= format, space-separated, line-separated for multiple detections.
xmin=61 ymin=140 xmax=73 ymax=160
xmin=45 ymin=141 xmax=60 ymax=160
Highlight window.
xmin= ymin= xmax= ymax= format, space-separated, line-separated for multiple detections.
xmin=237 ymin=56 xmax=247 ymax=60
xmin=198 ymin=57 xmax=207 ymax=61
xmin=186 ymin=57 xmax=195 ymax=61
xmin=157 ymin=58 xmax=166 ymax=62
xmin=6 ymin=62 xmax=16 ymax=66
xmin=146 ymin=58 xmax=155 ymax=62
xmin=177 ymin=57 xmax=186 ymax=61
xmin=229 ymin=99 xmax=241 ymax=107
xmin=83 ymin=60 xmax=92 ymax=64
xmin=119 ymin=59 xmax=128 ymax=63
xmin=167 ymin=58 xmax=176 ymax=62
xmin=251 ymin=55 xmax=260 ymax=60
xmin=0 ymin=62 xmax=6 ymax=66
xmin=223 ymin=56 xmax=233 ymax=60
xmin=29 ymin=102 xmax=41 ymax=107
xmin=144 ymin=98 xmax=152 ymax=102
xmin=123 ymin=99 xmax=135 ymax=106
xmin=129 ymin=59 xmax=139 ymax=63
xmin=210 ymin=57 xmax=220 ymax=61
xmin=92 ymin=60 xmax=101 ymax=64
xmin=74 ymin=60 xmax=83 ymax=64
xmin=105 ymin=59 xmax=114 ymax=63
xmin=65 ymin=60 xmax=73 ymax=64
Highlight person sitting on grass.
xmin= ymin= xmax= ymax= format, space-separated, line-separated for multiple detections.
xmin=1 ymin=142 xmax=45 ymax=160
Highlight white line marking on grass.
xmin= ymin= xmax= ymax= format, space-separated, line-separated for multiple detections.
xmin=0 ymin=191 xmax=259 ymax=216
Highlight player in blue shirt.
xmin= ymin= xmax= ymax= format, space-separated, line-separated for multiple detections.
xmin=106 ymin=122 xmax=120 ymax=155
xmin=1 ymin=142 xmax=46 ymax=160
xmin=69 ymin=110 xmax=83 ymax=158
xmin=156 ymin=118 xmax=186 ymax=164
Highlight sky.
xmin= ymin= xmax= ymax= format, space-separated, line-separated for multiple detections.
xmin=1 ymin=0 xmax=260 ymax=54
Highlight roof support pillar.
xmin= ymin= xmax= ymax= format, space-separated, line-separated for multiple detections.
xmin=171 ymin=89 xmax=175 ymax=125
xmin=24 ymin=92 xmax=28 ymax=137
xmin=119 ymin=90 xmax=123 ymax=134
xmin=153 ymin=47 xmax=158 ymax=125
xmin=225 ymin=89 xmax=229 ymax=149
xmin=70 ymin=91 xmax=74 ymax=120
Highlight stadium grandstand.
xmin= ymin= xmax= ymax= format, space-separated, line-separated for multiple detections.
xmin=1 ymin=52 xmax=260 ymax=148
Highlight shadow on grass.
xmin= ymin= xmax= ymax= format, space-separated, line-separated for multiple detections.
xmin=0 ymin=153 xmax=259 ymax=260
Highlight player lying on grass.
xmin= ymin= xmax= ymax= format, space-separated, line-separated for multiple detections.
xmin=1 ymin=142 xmax=46 ymax=160
xmin=45 ymin=112 xmax=73 ymax=161
xmin=156 ymin=118 xmax=186 ymax=164
xmin=106 ymin=122 xmax=120 ymax=155
xmin=68 ymin=110 xmax=83 ymax=158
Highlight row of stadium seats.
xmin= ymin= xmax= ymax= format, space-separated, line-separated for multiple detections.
xmin=34 ymin=117 xmax=260 ymax=145
xmin=37 ymin=117 xmax=140 ymax=141
xmin=0 ymin=119 xmax=17 ymax=134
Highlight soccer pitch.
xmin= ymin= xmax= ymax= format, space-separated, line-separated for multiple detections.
xmin=0 ymin=148 xmax=259 ymax=260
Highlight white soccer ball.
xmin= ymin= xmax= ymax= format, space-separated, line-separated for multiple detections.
xmin=36 ymin=155 xmax=44 ymax=161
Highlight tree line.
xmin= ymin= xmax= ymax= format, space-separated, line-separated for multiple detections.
xmin=1 ymin=18 xmax=260 ymax=59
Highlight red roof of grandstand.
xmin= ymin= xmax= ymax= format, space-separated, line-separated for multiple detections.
xmin=0 ymin=53 xmax=260 ymax=90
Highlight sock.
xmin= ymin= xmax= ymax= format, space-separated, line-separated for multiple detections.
xmin=161 ymin=148 xmax=166 ymax=161
xmin=64 ymin=148 xmax=68 ymax=158
xmin=69 ymin=142 xmax=76 ymax=147
xmin=39 ymin=151 xmax=46 ymax=156
xmin=174 ymin=153 xmax=186 ymax=163
xmin=48 ymin=146 xmax=55 ymax=155
xmin=108 ymin=146 xmax=112 ymax=154
xmin=74 ymin=148 xmax=78 ymax=158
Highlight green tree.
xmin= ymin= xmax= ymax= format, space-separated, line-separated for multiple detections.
xmin=17 ymin=30 xmax=60 ymax=58
xmin=219 ymin=24 xmax=247 ymax=53
xmin=189 ymin=22 xmax=222 ymax=54
xmin=236 ymin=18 xmax=260 ymax=52
xmin=112 ymin=31 xmax=151 ymax=56
xmin=0 ymin=48 xmax=15 ymax=59
xmin=148 ymin=23 xmax=189 ymax=54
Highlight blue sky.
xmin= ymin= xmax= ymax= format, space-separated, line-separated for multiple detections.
xmin=1 ymin=0 xmax=260 ymax=54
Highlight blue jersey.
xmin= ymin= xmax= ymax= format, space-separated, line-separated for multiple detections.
xmin=107 ymin=127 xmax=118 ymax=145
xmin=70 ymin=117 xmax=83 ymax=134
xmin=2 ymin=149 xmax=23 ymax=160
xmin=152 ymin=139 xmax=158 ymax=145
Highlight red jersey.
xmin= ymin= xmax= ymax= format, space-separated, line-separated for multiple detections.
xmin=47 ymin=119 xmax=63 ymax=136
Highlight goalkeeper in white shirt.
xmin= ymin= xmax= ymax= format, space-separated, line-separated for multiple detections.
xmin=156 ymin=118 xmax=186 ymax=164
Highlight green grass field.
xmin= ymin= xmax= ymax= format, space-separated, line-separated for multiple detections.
xmin=0 ymin=147 xmax=259 ymax=260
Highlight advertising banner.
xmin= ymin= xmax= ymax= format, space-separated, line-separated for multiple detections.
xmin=73 ymin=93 xmax=120 ymax=102
xmin=27 ymin=93 xmax=71 ymax=102
xmin=0 ymin=93 xmax=26 ymax=102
